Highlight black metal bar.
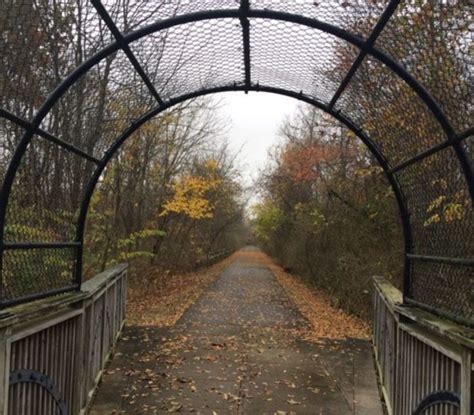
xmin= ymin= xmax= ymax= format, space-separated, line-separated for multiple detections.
xmin=0 ymin=284 xmax=79 ymax=309
xmin=404 ymin=297 xmax=474 ymax=329
xmin=240 ymin=0 xmax=251 ymax=91
xmin=2 ymin=242 xmax=81 ymax=250
xmin=0 ymin=109 xmax=101 ymax=164
xmin=452 ymin=141 xmax=474 ymax=199
xmin=413 ymin=391 xmax=460 ymax=415
xmin=389 ymin=141 xmax=452 ymax=175
xmin=75 ymin=84 xmax=414 ymax=305
xmin=406 ymin=253 xmax=474 ymax=267
xmin=389 ymin=126 xmax=474 ymax=174
xmin=328 ymin=0 xmax=401 ymax=109
xmin=9 ymin=370 xmax=68 ymax=415
xmin=90 ymin=0 xmax=164 ymax=106
xmin=457 ymin=126 xmax=474 ymax=141
xmin=328 ymin=54 xmax=365 ymax=111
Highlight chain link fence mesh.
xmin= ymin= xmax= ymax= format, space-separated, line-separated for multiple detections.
xmin=375 ymin=1 xmax=473 ymax=133
xmin=250 ymin=18 xmax=360 ymax=103
xmin=2 ymin=248 xmax=76 ymax=302
xmin=5 ymin=137 xmax=96 ymax=243
xmin=129 ymin=19 xmax=246 ymax=100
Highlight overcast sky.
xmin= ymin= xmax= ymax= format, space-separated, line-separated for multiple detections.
xmin=218 ymin=91 xmax=298 ymax=202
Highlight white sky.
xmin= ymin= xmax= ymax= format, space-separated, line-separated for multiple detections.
xmin=218 ymin=91 xmax=298 ymax=200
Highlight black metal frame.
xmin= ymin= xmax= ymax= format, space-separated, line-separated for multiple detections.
xmin=10 ymin=370 xmax=68 ymax=414
xmin=0 ymin=109 xmax=102 ymax=165
xmin=328 ymin=0 xmax=401 ymax=110
xmin=412 ymin=390 xmax=460 ymax=415
xmin=0 ymin=2 xmax=472 ymax=322
xmin=240 ymin=0 xmax=252 ymax=92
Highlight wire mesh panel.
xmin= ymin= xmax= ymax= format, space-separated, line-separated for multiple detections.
xmin=411 ymin=261 xmax=472 ymax=321
xmin=100 ymin=0 xmax=238 ymax=32
xmin=397 ymin=147 xmax=472 ymax=260
xmin=5 ymin=138 xmax=96 ymax=244
xmin=38 ymin=50 xmax=155 ymax=158
xmin=0 ymin=0 xmax=112 ymax=120
xmin=2 ymin=247 xmax=76 ymax=302
xmin=465 ymin=136 xmax=473 ymax=170
xmin=375 ymin=0 xmax=473 ymax=133
xmin=249 ymin=18 xmax=360 ymax=103
xmin=334 ymin=56 xmax=447 ymax=165
xmin=129 ymin=19 xmax=246 ymax=100
xmin=0 ymin=118 xmax=24 ymax=183
xmin=251 ymin=0 xmax=388 ymax=37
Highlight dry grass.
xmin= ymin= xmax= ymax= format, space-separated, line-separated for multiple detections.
xmin=126 ymin=253 xmax=238 ymax=327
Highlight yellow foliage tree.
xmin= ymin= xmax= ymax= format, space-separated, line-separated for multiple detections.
xmin=160 ymin=160 xmax=222 ymax=220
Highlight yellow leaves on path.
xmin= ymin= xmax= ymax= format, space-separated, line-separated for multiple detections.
xmin=128 ymin=248 xmax=370 ymax=339
xmin=126 ymin=253 xmax=237 ymax=327
xmin=253 ymin=251 xmax=370 ymax=340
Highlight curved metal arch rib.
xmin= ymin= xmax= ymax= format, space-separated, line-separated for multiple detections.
xmin=75 ymin=85 xmax=413 ymax=300
xmin=9 ymin=370 xmax=68 ymax=414
xmin=413 ymin=390 xmax=460 ymax=415
xmin=1 ymin=6 xmax=470 ymax=307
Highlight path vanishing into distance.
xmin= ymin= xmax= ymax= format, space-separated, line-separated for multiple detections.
xmin=90 ymin=247 xmax=383 ymax=414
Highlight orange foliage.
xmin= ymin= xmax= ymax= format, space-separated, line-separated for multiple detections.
xmin=281 ymin=143 xmax=345 ymax=183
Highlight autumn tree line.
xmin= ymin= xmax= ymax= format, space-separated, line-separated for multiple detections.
xmin=251 ymin=107 xmax=403 ymax=320
xmin=84 ymin=100 xmax=248 ymax=276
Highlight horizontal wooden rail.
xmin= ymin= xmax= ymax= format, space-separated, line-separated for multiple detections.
xmin=0 ymin=264 xmax=128 ymax=414
xmin=373 ymin=277 xmax=473 ymax=415
xmin=194 ymin=248 xmax=234 ymax=269
xmin=207 ymin=248 xmax=233 ymax=262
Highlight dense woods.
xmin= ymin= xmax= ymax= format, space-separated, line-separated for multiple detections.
xmin=84 ymin=99 xmax=247 ymax=276
xmin=251 ymin=106 xmax=404 ymax=320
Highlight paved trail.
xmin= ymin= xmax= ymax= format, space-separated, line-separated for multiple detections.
xmin=91 ymin=247 xmax=382 ymax=414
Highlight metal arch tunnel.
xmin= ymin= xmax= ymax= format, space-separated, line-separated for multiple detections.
xmin=0 ymin=0 xmax=472 ymax=328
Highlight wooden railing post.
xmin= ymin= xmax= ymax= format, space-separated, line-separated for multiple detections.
xmin=460 ymin=346 xmax=472 ymax=415
xmin=0 ymin=327 xmax=11 ymax=414
xmin=71 ymin=297 xmax=89 ymax=414
xmin=373 ymin=277 xmax=401 ymax=415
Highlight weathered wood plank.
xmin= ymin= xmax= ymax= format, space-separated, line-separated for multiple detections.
xmin=373 ymin=276 xmax=403 ymax=313
xmin=395 ymin=305 xmax=474 ymax=349
xmin=460 ymin=347 xmax=471 ymax=415
xmin=0 ymin=327 xmax=11 ymax=414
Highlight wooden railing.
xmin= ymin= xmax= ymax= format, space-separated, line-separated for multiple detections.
xmin=373 ymin=277 xmax=473 ymax=415
xmin=0 ymin=269 xmax=471 ymax=414
xmin=207 ymin=248 xmax=233 ymax=263
xmin=0 ymin=264 xmax=128 ymax=415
